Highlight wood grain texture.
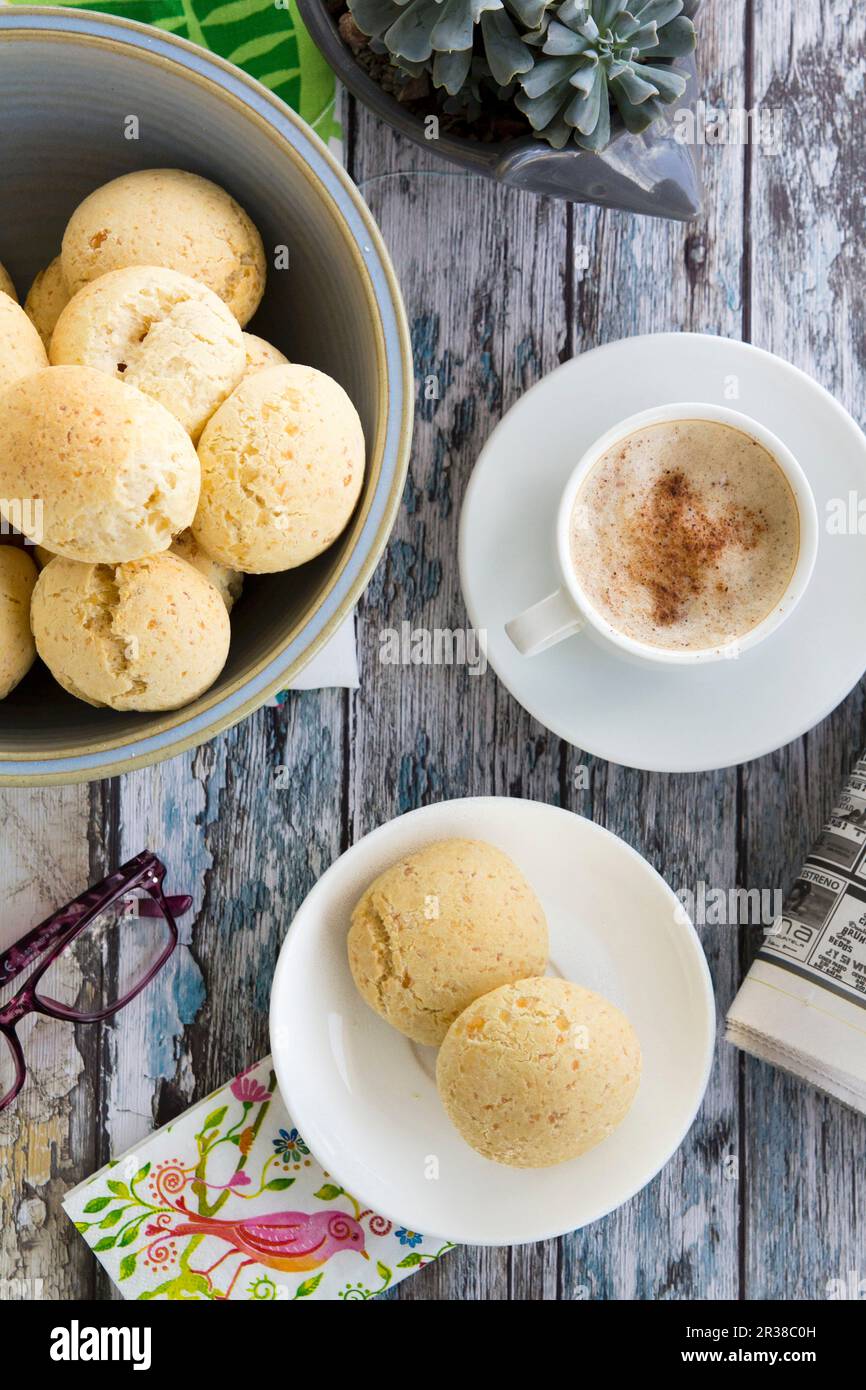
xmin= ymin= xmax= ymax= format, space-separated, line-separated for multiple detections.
xmin=106 ymin=691 xmax=348 ymax=1144
xmin=0 ymin=787 xmax=94 ymax=1300
xmin=1 ymin=0 xmax=865 ymax=1303
xmin=558 ymin=0 xmax=748 ymax=1301
xmin=741 ymin=0 xmax=866 ymax=1300
xmin=348 ymin=0 xmax=748 ymax=1300
xmin=346 ymin=124 xmax=570 ymax=1299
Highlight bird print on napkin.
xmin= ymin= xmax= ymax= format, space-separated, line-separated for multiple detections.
xmin=63 ymin=1057 xmax=452 ymax=1300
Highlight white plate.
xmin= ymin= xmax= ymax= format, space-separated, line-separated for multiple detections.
xmin=459 ymin=334 xmax=866 ymax=772
xmin=269 ymin=797 xmax=715 ymax=1246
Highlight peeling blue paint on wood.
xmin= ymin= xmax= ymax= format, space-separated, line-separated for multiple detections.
xmin=411 ymin=312 xmax=458 ymax=424
xmin=4 ymin=0 xmax=866 ymax=1302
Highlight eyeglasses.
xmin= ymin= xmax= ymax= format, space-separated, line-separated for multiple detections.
xmin=0 ymin=851 xmax=192 ymax=1112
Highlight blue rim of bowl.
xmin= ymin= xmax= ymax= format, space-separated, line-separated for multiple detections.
xmin=0 ymin=6 xmax=413 ymax=786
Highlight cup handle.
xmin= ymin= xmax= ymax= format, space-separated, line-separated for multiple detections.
xmin=505 ymin=588 xmax=585 ymax=657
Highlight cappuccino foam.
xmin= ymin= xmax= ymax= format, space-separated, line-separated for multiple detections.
xmin=569 ymin=419 xmax=800 ymax=651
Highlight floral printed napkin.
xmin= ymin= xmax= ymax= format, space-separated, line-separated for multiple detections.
xmin=64 ymin=1056 xmax=453 ymax=1300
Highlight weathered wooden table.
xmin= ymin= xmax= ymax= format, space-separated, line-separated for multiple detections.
xmin=2 ymin=0 xmax=864 ymax=1300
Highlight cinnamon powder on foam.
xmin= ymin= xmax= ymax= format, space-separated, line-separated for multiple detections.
xmin=623 ymin=466 xmax=769 ymax=629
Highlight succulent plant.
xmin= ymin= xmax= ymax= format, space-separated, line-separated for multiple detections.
xmin=517 ymin=0 xmax=696 ymax=150
xmin=349 ymin=0 xmax=552 ymax=94
xmin=346 ymin=0 xmax=696 ymax=150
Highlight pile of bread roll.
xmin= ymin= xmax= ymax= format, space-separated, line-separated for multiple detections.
xmin=347 ymin=838 xmax=642 ymax=1168
xmin=0 ymin=169 xmax=365 ymax=712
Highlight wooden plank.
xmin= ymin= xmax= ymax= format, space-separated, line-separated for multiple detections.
xmin=6 ymin=0 xmax=865 ymax=1305
xmin=345 ymin=0 xmax=746 ymax=1294
xmin=742 ymin=0 xmax=866 ymax=1300
xmin=0 ymin=785 xmax=95 ymax=1300
xmin=481 ymin=185 xmax=570 ymax=1336
xmin=0 ymin=688 xmax=347 ymax=1300
xmin=531 ymin=0 xmax=747 ymax=1299
xmin=345 ymin=107 xmax=568 ymax=1297
xmin=103 ymin=690 xmax=347 ymax=1149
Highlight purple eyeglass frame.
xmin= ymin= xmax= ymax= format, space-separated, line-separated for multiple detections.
xmin=0 ymin=850 xmax=192 ymax=1112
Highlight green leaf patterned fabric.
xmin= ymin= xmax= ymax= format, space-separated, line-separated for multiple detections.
xmin=9 ymin=0 xmax=340 ymax=145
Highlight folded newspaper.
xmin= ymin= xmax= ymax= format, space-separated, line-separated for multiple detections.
xmin=726 ymin=754 xmax=866 ymax=1112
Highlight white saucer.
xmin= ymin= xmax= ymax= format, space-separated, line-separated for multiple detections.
xmin=269 ymin=798 xmax=714 ymax=1246
xmin=459 ymin=334 xmax=866 ymax=772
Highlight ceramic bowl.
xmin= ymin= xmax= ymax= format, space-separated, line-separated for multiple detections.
xmin=270 ymin=797 xmax=715 ymax=1245
xmin=0 ymin=6 xmax=412 ymax=785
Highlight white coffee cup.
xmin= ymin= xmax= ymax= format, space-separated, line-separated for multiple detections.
xmin=505 ymin=402 xmax=819 ymax=666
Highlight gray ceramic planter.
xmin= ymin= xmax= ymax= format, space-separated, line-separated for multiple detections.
xmin=299 ymin=0 xmax=703 ymax=220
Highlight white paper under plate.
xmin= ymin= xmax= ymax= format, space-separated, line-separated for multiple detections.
xmin=268 ymin=614 xmax=359 ymax=701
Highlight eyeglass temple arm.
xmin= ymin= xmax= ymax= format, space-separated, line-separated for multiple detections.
xmin=138 ymin=895 xmax=193 ymax=917
xmin=0 ymin=884 xmax=193 ymax=985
